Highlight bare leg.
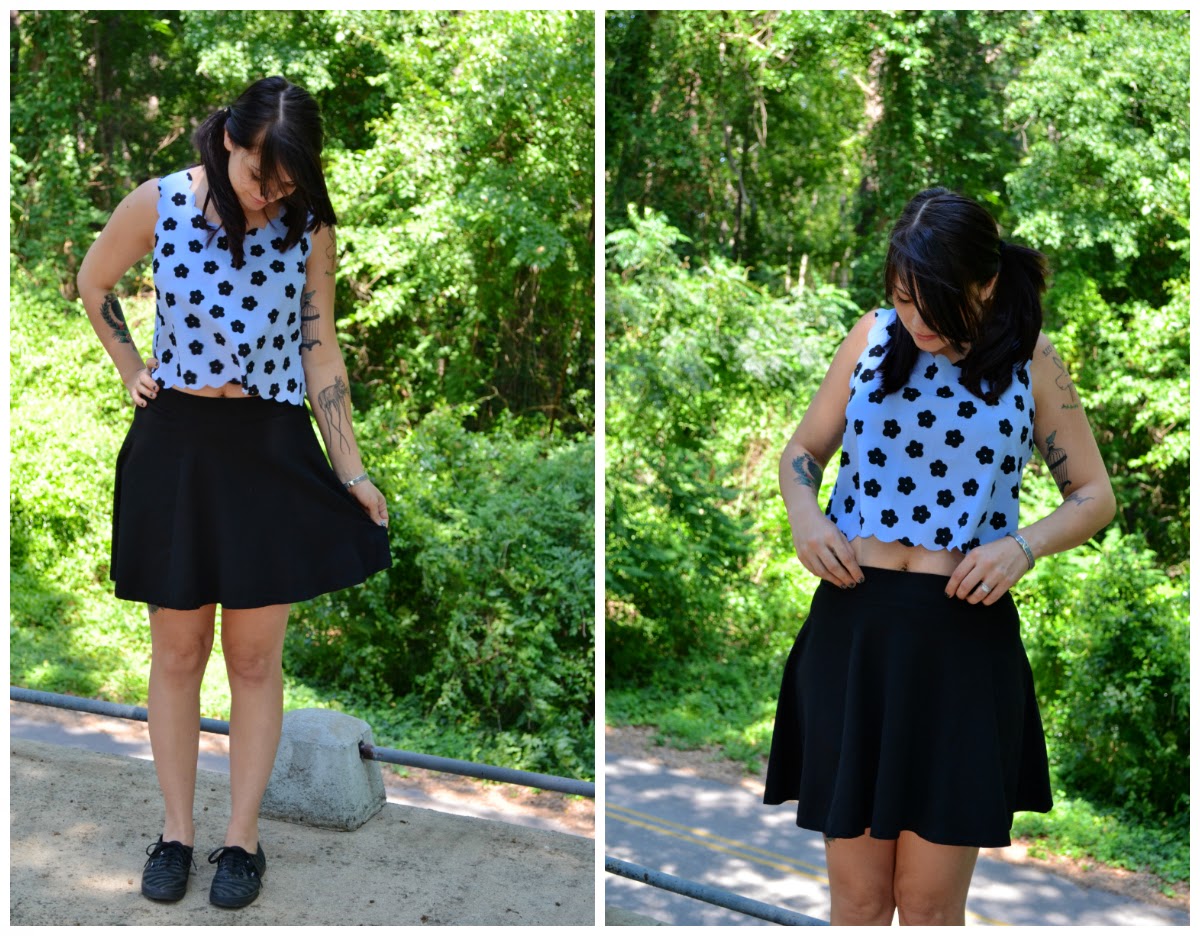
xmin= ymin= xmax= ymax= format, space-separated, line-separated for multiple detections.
xmin=220 ymin=603 xmax=290 ymax=851
xmin=893 ymin=830 xmax=979 ymax=925
xmin=147 ymin=604 xmax=217 ymax=846
xmin=824 ymin=829 xmax=897 ymax=925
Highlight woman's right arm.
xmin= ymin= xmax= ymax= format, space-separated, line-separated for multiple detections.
xmin=76 ymin=178 xmax=160 ymax=407
xmin=779 ymin=310 xmax=876 ymax=588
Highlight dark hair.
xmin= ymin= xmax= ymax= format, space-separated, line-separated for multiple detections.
xmin=191 ymin=76 xmax=336 ymax=267
xmin=881 ymin=188 xmax=1046 ymax=403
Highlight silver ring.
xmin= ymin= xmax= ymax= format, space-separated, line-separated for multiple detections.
xmin=979 ymin=583 xmax=992 ymax=595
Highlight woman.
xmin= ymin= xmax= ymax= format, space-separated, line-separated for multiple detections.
xmin=763 ymin=189 xmax=1115 ymax=925
xmin=76 ymin=76 xmax=391 ymax=909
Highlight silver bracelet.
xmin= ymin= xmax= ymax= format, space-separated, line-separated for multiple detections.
xmin=1007 ymin=532 xmax=1035 ymax=571
xmin=343 ymin=472 xmax=370 ymax=489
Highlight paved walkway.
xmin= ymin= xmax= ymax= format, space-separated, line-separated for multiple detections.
xmin=10 ymin=737 xmax=595 ymax=925
xmin=606 ymin=753 xmax=1188 ymax=927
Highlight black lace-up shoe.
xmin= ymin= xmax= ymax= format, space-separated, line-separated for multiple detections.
xmin=207 ymin=843 xmax=267 ymax=908
xmin=141 ymin=836 xmax=195 ymax=901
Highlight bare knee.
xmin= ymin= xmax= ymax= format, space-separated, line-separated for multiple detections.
xmin=153 ymin=635 xmax=213 ymax=679
xmin=832 ymin=887 xmax=895 ymax=926
xmin=223 ymin=648 xmax=280 ymax=686
xmin=894 ymin=894 xmax=964 ymax=926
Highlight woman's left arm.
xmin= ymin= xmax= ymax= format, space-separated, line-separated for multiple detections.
xmin=300 ymin=223 xmax=388 ymax=527
xmin=947 ymin=334 xmax=1116 ymax=602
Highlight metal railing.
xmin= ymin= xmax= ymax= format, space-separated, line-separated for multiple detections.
xmin=607 ymin=856 xmax=827 ymax=925
xmin=9 ymin=686 xmax=594 ymax=799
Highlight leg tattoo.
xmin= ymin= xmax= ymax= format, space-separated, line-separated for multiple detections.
xmin=317 ymin=376 xmax=353 ymax=455
xmin=148 ymin=603 xmax=162 ymax=615
xmin=101 ymin=293 xmax=132 ymax=344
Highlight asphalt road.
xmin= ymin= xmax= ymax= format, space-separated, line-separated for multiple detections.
xmin=605 ymin=753 xmax=1188 ymax=927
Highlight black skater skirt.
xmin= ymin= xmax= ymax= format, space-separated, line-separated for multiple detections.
xmin=111 ymin=389 xmax=391 ymax=610
xmin=763 ymin=567 xmax=1052 ymax=848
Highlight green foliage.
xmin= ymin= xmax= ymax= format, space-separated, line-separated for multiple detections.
xmin=1020 ymin=530 xmax=1189 ymax=821
xmin=285 ymin=408 xmax=594 ymax=778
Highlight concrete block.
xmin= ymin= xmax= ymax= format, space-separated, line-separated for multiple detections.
xmin=261 ymin=708 xmax=386 ymax=830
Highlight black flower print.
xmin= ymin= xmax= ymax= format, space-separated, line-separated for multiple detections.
xmin=209 ymin=304 xmax=225 ymax=319
xmin=287 ymin=311 xmax=297 ymax=326
xmin=864 ymin=479 xmax=882 ymax=497
xmin=282 ymin=356 xmax=291 ymax=371
xmin=840 ymin=450 xmax=850 ymax=467
xmin=935 ymin=528 xmax=953 ymax=547
xmin=925 ymin=363 xmax=939 ymax=379
xmin=256 ymin=336 xmax=266 ymax=349
xmin=183 ymin=369 xmax=197 ymax=385
xmin=844 ymin=496 xmax=856 ymax=514
xmin=203 ymin=260 xmax=219 ymax=274
xmin=209 ymin=359 xmax=224 ymax=374
xmin=936 ymin=489 xmax=955 ymax=507
xmin=976 ymin=446 xmax=995 ymax=465
xmin=162 ymin=217 xmax=178 ymax=231
xmin=269 ymin=383 xmax=280 ymax=397
xmin=897 ymin=476 xmax=916 ymax=495
xmin=998 ymin=418 xmax=1013 ymax=437
xmin=861 ymin=368 xmax=876 ymax=383
xmin=867 ymin=447 xmax=887 ymax=467
xmin=245 ymin=360 xmax=255 ymax=374
xmin=936 ymin=386 xmax=954 ymax=398
xmin=958 ymin=512 xmax=969 ymax=527
xmin=251 ymin=270 xmax=267 ymax=287
xmin=963 ymin=478 xmax=980 ymax=497
xmin=217 ymin=235 xmax=229 ymax=250
xmin=161 ymin=349 xmax=173 ymax=365
xmin=267 ymin=308 xmax=280 ymax=323
xmin=1011 ymin=483 xmax=1020 ymax=499
xmin=263 ymin=360 xmax=275 ymax=374
xmin=188 ymin=340 xmax=204 ymax=355
xmin=189 ymin=290 xmax=204 ymax=305
xmin=945 ymin=429 xmax=964 ymax=448
xmin=868 ymin=388 xmax=886 ymax=404
xmin=301 ymin=236 xmax=309 ymax=253
xmin=930 ymin=459 xmax=948 ymax=478
xmin=270 ymin=260 xmax=286 ymax=274
xmin=990 ymin=512 xmax=1008 ymax=530
xmin=912 ymin=505 xmax=931 ymax=524
xmin=1020 ymin=426 xmax=1029 ymax=443
xmin=905 ymin=440 xmax=924 ymax=458
xmin=184 ymin=313 xmax=200 ymax=329
xmin=172 ymin=192 xmax=187 ymax=206
xmin=882 ymin=419 xmax=901 ymax=439
xmin=881 ymin=509 xmax=899 ymax=528
xmin=902 ymin=387 xmax=921 ymax=401
xmin=214 ymin=333 xmax=226 ymax=346
xmin=188 ymin=240 xmax=203 ymax=253
xmin=165 ymin=292 xmax=177 ymax=307
xmin=242 ymin=296 xmax=258 ymax=311
xmin=868 ymin=343 xmax=886 ymax=358
xmin=287 ymin=378 xmax=298 ymax=393
xmin=917 ymin=409 xmax=936 ymax=428
xmin=852 ymin=472 xmax=860 ymax=490
xmin=238 ymin=343 xmax=252 ymax=358
xmin=272 ymin=334 xmax=285 ymax=350
xmin=231 ymin=320 xmax=245 ymax=333
xmin=173 ymin=263 xmax=190 ymax=279
xmin=192 ymin=215 xmax=209 ymax=230
xmin=854 ymin=419 xmax=864 ymax=435
xmin=271 ymin=236 xmax=285 ymax=251
xmin=1015 ymin=395 xmax=1025 ymax=411
xmin=285 ymin=284 xmax=296 ymax=299
xmin=250 ymin=244 xmax=265 ymax=258
xmin=218 ymin=280 xmax=234 ymax=296
xmin=1001 ymin=454 xmax=1017 ymax=474
xmin=958 ymin=400 xmax=977 ymax=418
xmin=1017 ymin=365 xmax=1030 ymax=388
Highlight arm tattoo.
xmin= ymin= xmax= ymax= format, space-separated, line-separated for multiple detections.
xmin=300 ymin=289 xmax=322 ymax=352
xmin=325 ymin=227 xmax=337 ymax=276
xmin=101 ymin=293 xmax=131 ymax=344
xmin=1043 ymin=430 xmax=1071 ymax=493
xmin=791 ymin=454 xmax=823 ymax=491
xmin=1065 ymin=492 xmax=1094 ymax=508
xmin=148 ymin=604 xmax=161 ymax=615
xmin=1042 ymin=344 xmax=1081 ymax=410
xmin=317 ymin=375 xmax=353 ymax=455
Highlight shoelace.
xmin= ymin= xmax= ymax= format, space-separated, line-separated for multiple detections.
xmin=144 ymin=839 xmax=196 ymax=872
xmin=207 ymin=846 xmax=259 ymax=878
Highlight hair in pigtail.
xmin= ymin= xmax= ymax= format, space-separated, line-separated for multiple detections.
xmin=881 ymin=188 xmax=1046 ymax=402
xmin=191 ymin=77 xmax=337 ymax=268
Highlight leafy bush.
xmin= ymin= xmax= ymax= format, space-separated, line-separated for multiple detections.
xmin=286 ymin=408 xmax=595 ymax=778
xmin=1019 ymin=530 xmax=1189 ymax=821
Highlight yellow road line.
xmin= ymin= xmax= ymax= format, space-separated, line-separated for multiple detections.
xmin=606 ymin=803 xmax=1010 ymax=926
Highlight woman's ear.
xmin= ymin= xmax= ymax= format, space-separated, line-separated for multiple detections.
xmin=980 ymin=274 xmax=998 ymax=302
xmin=223 ymin=127 xmax=234 ymax=153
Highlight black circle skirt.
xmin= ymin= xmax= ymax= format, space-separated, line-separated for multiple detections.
xmin=762 ymin=567 xmax=1052 ymax=848
xmin=111 ymin=389 xmax=391 ymax=610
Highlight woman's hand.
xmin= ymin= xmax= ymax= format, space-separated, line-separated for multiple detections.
xmin=790 ymin=506 xmax=864 ymax=590
xmin=125 ymin=357 xmax=159 ymax=407
xmin=348 ymin=478 xmax=389 ymax=528
xmin=945 ymin=535 xmax=1029 ymax=604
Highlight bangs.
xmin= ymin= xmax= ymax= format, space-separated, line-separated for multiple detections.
xmin=885 ymin=241 xmax=975 ymax=346
xmin=253 ymin=128 xmax=304 ymax=203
